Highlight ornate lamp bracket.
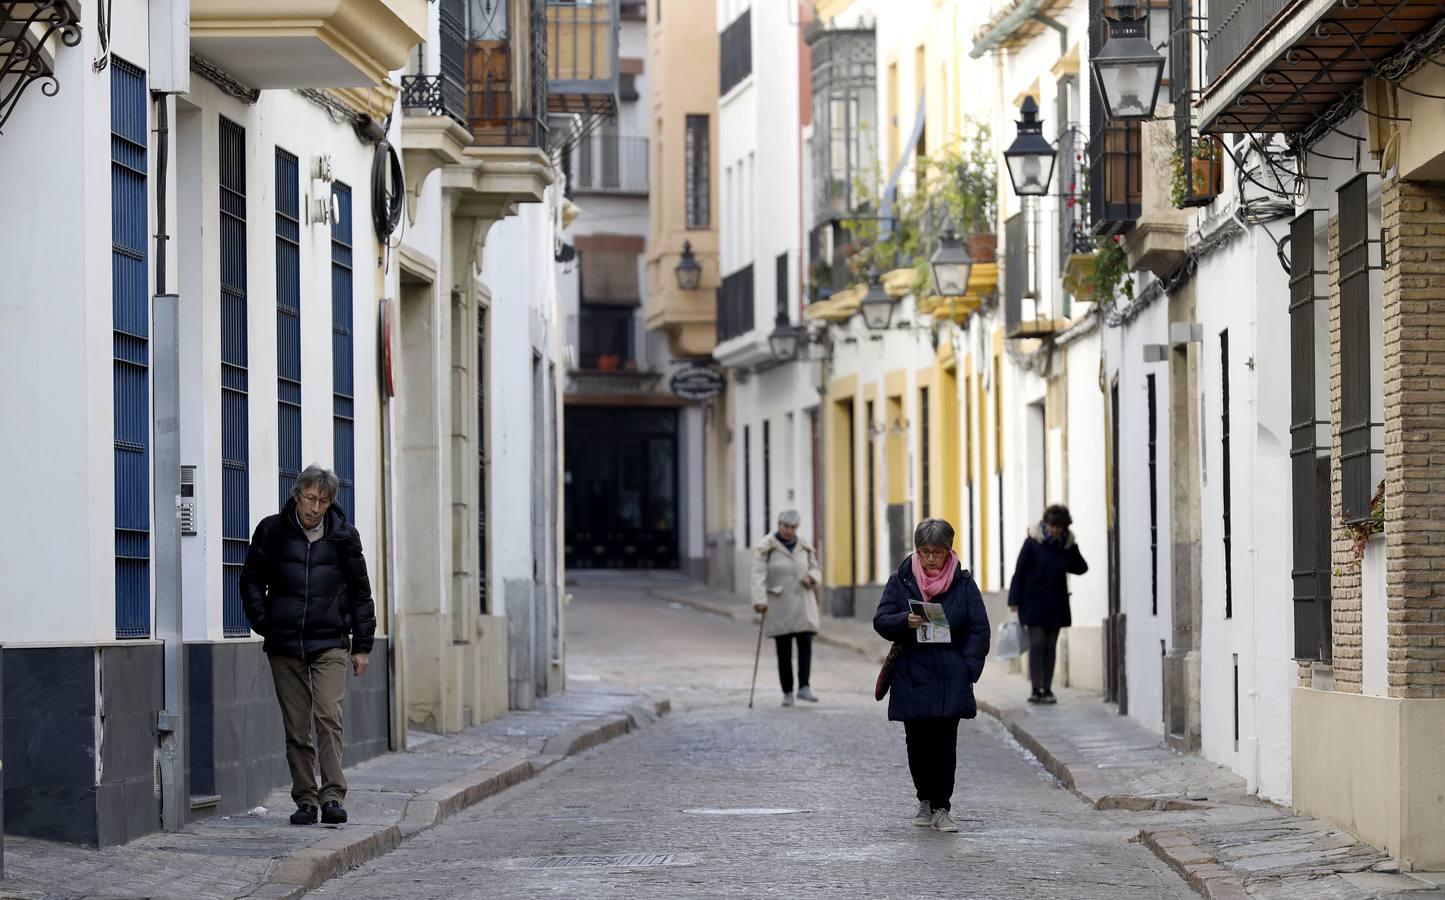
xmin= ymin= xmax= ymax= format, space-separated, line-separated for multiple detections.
xmin=0 ymin=0 xmax=83 ymax=134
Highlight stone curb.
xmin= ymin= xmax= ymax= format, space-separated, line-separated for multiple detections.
xmin=244 ymin=698 xmax=670 ymax=899
xmin=659 ymin=591 xmax=878 ymax=659
xmin=1140 ymin=829 xmax=1252 ymax=900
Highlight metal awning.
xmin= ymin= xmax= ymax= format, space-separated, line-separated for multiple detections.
xmin=970 ymin=0 xmax=1073 ymax=58
xmin=1198 ymin=0 xmax=1445 ymax=136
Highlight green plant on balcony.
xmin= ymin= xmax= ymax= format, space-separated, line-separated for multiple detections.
xmin=837 ymin=118 xmax=999 ymax=294
xmin=1090 ymin=234 xmax=1135 ymax=304
xmin=1340 ymin=479 xmax=1386 ymax=562
xmin=1170 ymin=139 xmax=1222 ymax=209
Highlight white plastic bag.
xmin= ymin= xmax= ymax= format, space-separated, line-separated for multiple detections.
xmin=996 ymin=620 xmax=1024 ymax=660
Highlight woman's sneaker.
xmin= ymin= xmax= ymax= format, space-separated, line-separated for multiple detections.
xmin=781 ymin=692 xmax=794 ymax=707
xmin=913 ymin=801 xmax=933 ymax=827
xmin=797 ymin=686 xmax=818 ymax=702
xmin=931 ymin=809 xmax=960 ymax=832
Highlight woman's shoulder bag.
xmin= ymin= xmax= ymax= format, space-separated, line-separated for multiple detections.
xmin=874 ymin=642 xmax=903 ymax=701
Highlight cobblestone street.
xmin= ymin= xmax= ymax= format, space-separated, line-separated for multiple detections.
xmin=314 ymin=575 xmax=1195 ymax=899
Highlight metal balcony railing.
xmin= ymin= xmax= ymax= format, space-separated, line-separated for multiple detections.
xmin=716 ymin=265 xmax=755 ymax=343
xmin=400 ymin=74 xmax=469 ymax=126
xmin=1204 ymin=0 xmax=1291 ymax=85
xmin=569 ymin=134 xmax=648 ymax=194
xmin=546 ymin=0 xmax=619 ymax=117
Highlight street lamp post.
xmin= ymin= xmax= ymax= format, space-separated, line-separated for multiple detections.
xmin=768 ymin=313 xmax=800 ymax=361
xmin=929 ymin=224 xmax=974 ymax=297
xmin=674 ymin=240 xmax=702 ymax=290
xmin=859 ymin=266 xmax=895 ymax=331
xmin=1090 ymin=0 xmax=1166 ymax=121
xmin=1003 ymin=97 xmax=1057 ymax=198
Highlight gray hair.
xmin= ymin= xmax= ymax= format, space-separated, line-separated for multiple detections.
xmin=777 ymin=509 xmax=802 ymax=527
xmin=292 ymin=465 xmax=340 ymax=504
xmin=913 ymin=518 xmax=955 ymax=551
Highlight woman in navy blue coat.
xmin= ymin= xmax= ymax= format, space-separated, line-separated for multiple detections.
xmin=1007 ymin=504 xmax=1089 ymax=704
xmin=873 ymin=518 xmax=991 ymax=833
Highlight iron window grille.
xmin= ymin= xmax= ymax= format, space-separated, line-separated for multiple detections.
xmin=1338 ymin=174 xmax=1382 ymax=524
xmin=1288 ymin=210 xmax=1332 ymax=662
xmin=775 ymin=252 xmax=789 ymax=321
xmin=685 ymin=115 xmax=710 ymax=227
xmin=220 ymin=116 xmax=252 ymax=639
xmin=332 ymin=183 xmax=356 ymax=519
xmin=276 ymin=148 xmax=302 ymax=511
xmin=478 ymin=310 xmax=489 ymax=613
xmin=1147 ymin=373 xmax=1159 ymax=616
xmin=762 ymin=419 xmax=772 ymax=537
xmin=716 ymin=264 xmax=755 ymax=343
xmin=719 ymin=8 xmax=751 ymax=96
xmin=919 ymin=387 xmax=931 ymax=519
xmin=1221 ymin=329 xmax=1233 ymax=619
xmin=743 ymin=425 xmax=752 ymax=545
xmin=112 ymin=58 xmax=151 ymax=640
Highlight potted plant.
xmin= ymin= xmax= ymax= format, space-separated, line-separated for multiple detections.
xmin=1089 ymin=234 xmax=1134 ymax=304
xmin=942 ymin=118 xmax=998 ymax=262
xmin=1341 ymin=479 xmax=1386 ymax=561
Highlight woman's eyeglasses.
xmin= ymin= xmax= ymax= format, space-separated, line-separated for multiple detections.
xmin=916 ymin=547 xmax=949 ymax=562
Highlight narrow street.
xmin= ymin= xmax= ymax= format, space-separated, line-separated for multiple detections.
xmin=313 ymin=576 xmax=1194 ymax=899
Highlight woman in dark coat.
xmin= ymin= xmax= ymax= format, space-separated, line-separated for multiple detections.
xmin=1007 ymin=504 xmax=1089 ymax=704
xmin=873 ymin=518 xmax=991 ymax=833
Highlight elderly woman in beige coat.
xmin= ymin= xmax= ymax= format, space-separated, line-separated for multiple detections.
xmin=752 ymin=510 xmax=824 ymax=706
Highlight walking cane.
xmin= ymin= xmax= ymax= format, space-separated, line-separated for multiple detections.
xmin=748 ymin=607 xmax=767 ymax=709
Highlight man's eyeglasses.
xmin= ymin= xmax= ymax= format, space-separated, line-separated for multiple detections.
xmin=299 ymin=493 xmax=332 ymax=508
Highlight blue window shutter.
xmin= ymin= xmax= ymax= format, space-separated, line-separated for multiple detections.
xmin=220 ymin=116 xmax=251 ymax=638
xmin=331 ymin=183 xmax=355 ymax=518
xmin=276 ymin=148 xmax=302 ymax=510
xmin=112 ymin=59 xmax=151 ymax=639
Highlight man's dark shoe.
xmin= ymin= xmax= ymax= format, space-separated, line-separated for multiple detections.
xmin=321 ymin=800 xmax=348 ymax=824
xmin=290 ymin=804 xmax=318 ymax=826
xmin=1027 ymin=691 xmax=1042 ymax=704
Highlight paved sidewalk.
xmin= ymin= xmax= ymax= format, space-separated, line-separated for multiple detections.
xmin=646 ymin=575 xmax=1445 ymax=899
xmin=0 ymin=688 xmax=667 ymax=900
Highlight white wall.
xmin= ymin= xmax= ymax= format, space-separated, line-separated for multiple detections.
xmin=0 ymin=8 xmax=387 ymax=644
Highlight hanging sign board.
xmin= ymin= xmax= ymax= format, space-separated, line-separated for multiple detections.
xmin=669 ymin=364 xmax=726 ymax=402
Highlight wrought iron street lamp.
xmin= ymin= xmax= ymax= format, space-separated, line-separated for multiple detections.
xmin=859 ymin=266 xmax=895 ymax=331
xmin=674 ymin=240 xmax=701 ymax=290
xmin=1090 ymin=0 xmax=1165 ymax=121
xmin=929 ymin=224 xmax=974 ymax=296
xmin=1003 ymin=97 xmax=1057 ymax=197
xmin=768 ymin=314 xmax=800 ymax=361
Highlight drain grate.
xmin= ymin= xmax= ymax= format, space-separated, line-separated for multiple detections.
xmin=526 ymin=853 xmax=678 ymax=870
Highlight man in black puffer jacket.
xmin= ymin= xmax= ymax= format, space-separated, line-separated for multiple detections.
xmin=241 ymin=465 xmax=375 ymax=827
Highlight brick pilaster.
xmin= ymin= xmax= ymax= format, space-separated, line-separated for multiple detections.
xmin=1381 ymin=180 xmax=1445 ymax=699
xmin=1329 ymin=215 xmax=1364 ymax=692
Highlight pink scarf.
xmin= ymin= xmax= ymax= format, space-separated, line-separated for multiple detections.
xmin=911 ymin=551 xmax=959 ymax=601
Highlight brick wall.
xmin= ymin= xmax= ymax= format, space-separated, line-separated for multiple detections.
xmin=1329 ymin=215 xmax=1364 ymax=693
xmin=1381 ymin=180 xmax=1445 ymax=699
